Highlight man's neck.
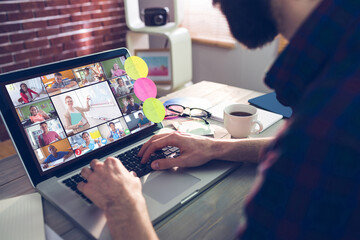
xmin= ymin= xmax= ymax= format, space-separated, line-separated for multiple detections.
xmin=272 ymin=0 xmax=323 ymax=40
xmin=52 ymin=152 xmax=58 ymax=158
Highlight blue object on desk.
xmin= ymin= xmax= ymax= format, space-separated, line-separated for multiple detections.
xmin=248 ymin=92 xmax=293 ymax=118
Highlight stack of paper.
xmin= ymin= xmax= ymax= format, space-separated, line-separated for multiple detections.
xmin=0 ymin=192 xmax=46 ymax=240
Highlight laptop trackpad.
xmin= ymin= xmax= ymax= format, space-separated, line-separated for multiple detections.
xmin=143 ymin=171 xmax=200 ymax=205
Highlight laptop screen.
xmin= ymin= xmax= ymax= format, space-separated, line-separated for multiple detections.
xmin=0 ymin=48 xmax=157 ymax=177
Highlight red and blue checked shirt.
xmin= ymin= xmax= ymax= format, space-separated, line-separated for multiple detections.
xmin=238 ymin=0 xmax=360 ymax=239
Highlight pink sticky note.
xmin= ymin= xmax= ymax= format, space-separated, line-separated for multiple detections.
xmin=134 ymin=78 xmax=157 ymax=101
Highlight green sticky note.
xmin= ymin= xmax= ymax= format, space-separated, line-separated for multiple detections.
xmin=143 ymin=98 xmax=165 ymax=123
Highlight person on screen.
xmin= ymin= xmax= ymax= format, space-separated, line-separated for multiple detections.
xmin=107 ymin=122 xmax=125 ymax=142
xmin=116 ymin=78 xmax=130 ymax=96
xmin=64 ymin=95 xmax=91 ymax=134
xmin=47 ymin=72 xmax=77 ymax=93
xmin=137 ymin=113 xmax=151 ymax=128
xmin=38 ymin=122 xmax=62 ymax=147
xmin=124 ymin=95 xmax=142 ymax=115
xmin=80 ymin=132 xmax=102 ymax=151
xmin=82 ymin=67 xmax=101 ymax=85
xmin=29 ymin=105 xmax=50 ymax=123
xmin=20 ymin=83 xmax=40 ymax=103
xmin=42 ymin=145 xmax=73 ymax=169
xmin=111 ymin=63 xmax=126 ymax=78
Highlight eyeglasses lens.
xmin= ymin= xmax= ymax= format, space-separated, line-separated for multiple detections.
xmin=190 ymin=109 xmax=207 ymax=117
xmin=167 ymin=105 xmax=184 ymax=115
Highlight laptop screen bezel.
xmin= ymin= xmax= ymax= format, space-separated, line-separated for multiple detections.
xmin=0 ymin=48 xmax=163 ymax=186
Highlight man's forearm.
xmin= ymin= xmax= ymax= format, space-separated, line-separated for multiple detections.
xmin=46 ymin=87 xmax=59 ymax=93
xmin=105 ymin=197 xmax=158 ymax=240
xmin=212 ymin=137 xmax=273 ymax=163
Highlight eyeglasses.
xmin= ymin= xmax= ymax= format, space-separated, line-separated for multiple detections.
xmin=165 ymin=104 xmax=212 ymax=124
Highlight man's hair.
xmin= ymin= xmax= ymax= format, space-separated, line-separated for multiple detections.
xmin=29 ymin=105 xmax=37 ymax=111
xmin=108 ymin=122 xmax=115 ymax=127
xmin=48 ymin=145 xmax=55 ymax=152
xmin=126 ymin=95 xmax=133 ymax=101
xmin=54 ymin=72 xmax=62 ymax=77
xmin=40 ymin=122 xmax=47 ymax=127
xmin=138 ymin=112 xmax=143 ymax=117
xmin=81 ymin=132 xmax=89 ymax=138
xmin=85 ymin=67 xmax=90 ymax=71
xmin=211 ymin=0 xmax=278 ymax=49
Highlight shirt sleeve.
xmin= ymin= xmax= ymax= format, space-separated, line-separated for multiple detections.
xmin=57 ymin=151 xmax=70 ymax=158
xmin=28 ymin=89 xmax=38 ymax=95
xmin=239 ymin=88 xmax=360 ymax=239
xmin=43 ymin=155 xmax=53 ymax=164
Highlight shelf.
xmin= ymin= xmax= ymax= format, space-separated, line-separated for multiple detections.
xmin=124 ymin=0 xmax=192 ymax=96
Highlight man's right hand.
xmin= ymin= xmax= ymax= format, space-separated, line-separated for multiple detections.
xmin=138 ymin=132 xmax=218 ymax=170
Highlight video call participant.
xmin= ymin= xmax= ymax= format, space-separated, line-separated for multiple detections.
xmin=116 ymin=78 xmax=130 ymax=96
xmin=20 ymin=83 xmax=40 ymax=103
xmin=47 ymin=72 xmax=77 ymax=93
xmin=83 ymin=67 xmax=102 ymax=85
xmin=111 ymin=63 xmax=126 ymax=78
xmin=123 ymin=95 xmax=142 ymax=115
xmin=80 ymin=132 xmax=102 ymax=151
xmin=107 ymin=122 xmax=125 ymax=142
xmin=137 ymin=113 xmax=151 ymax=128
xmin=38 ymin=122 xmax=62 ymax=147
xmin=64 ymin=95 xmax=91 ymax=135
xmin=42 ymin=145 xmax=73 ymax=169
xmin=29 ymin=106 xmax=50 ymax=123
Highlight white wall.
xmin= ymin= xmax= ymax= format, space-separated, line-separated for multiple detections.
xmin=191 ymin=40 xmax=278 ymax=93
xmin=139 ymin=0 xmax=278 ymax=93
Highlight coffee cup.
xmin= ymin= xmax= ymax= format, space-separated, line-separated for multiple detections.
xmin=223 ymin=104 xmax=263 ymax=138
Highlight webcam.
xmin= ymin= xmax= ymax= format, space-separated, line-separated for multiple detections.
xmin=143 ymin=7 xmax=169 ymax=26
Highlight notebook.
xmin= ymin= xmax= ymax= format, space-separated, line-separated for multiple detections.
xmin=208 ymin=101 xmax=283 ymax=132
xmin=0 ymin=48 xmax=239 ymax=239
xmin=0 ymin=193 xmax=45 ymax=240
xmin=248 ymin=92 xmax=293 ymax=118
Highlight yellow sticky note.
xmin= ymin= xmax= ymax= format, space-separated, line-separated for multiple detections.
xmin=124 ymin=56 xmax=148 ymax=80
xmin=90 ymin=130 xmax=101 ymax=139
xmin=143 ymin=98 xmax=165 ymax=123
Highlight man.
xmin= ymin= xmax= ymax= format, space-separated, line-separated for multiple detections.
xmin=38 ymin=122 xmax=62 ymax=147
xmin=124 ymin=95 xmax=142 ymax=115
xmin=107 ymin=122 xmax=125 ymax=142
xmin=42 ymin=145 xmax=73 ymax=169
xmin=78 ymin=0 xmax=360 ymax=239
xmin=47 ymin=72 xmax=77 ymax=93
xmin=137 ymin=112 xmax=151 ymax=128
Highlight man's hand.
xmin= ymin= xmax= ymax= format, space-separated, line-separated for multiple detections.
xmin=77 ymin=158 xmax=158 ymax=240
xmin=138 ymin=132 xmax=217 ymax=170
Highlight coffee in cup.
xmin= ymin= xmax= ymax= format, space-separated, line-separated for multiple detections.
xmin=223 ymin=104 xmax=263 ymax=138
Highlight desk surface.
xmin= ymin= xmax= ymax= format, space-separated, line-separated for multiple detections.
xmin=0 ymin=81 xmax=284 ymax=240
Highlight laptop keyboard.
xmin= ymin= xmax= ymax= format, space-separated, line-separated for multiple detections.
xmin=62 ymin=144 xmax=180 ymax=203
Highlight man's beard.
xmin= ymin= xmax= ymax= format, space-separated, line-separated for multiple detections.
xmin=215 ymin=0 xmax=278 ymax=49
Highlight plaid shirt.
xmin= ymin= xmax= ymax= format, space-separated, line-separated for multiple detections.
xmin=239 ymin=0 xmax=360 ymax=239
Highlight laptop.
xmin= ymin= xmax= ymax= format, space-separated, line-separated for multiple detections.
xmin=0 ymin=48 xmax=239 ymax=239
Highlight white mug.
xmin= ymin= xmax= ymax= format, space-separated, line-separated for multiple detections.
xmin=223 ymin=104 xmax=263 ymax=138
